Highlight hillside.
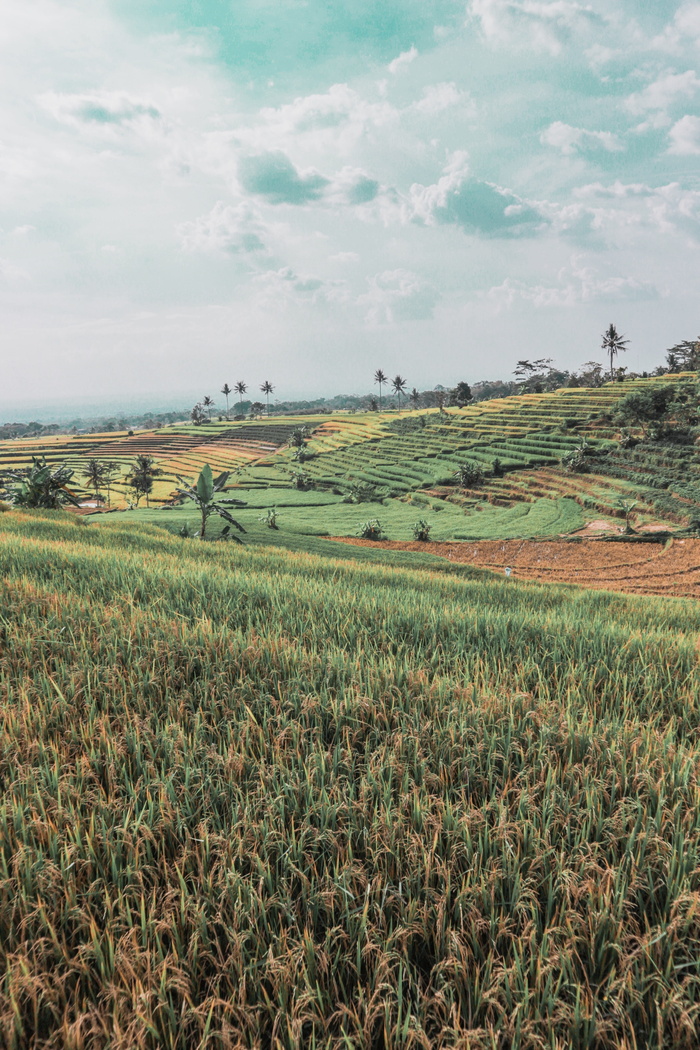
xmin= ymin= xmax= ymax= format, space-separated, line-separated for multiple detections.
xmin=2 ymin=375 xmax=700 ymax=551
xmin=2 ymin=508 xmax=700 ymax=1047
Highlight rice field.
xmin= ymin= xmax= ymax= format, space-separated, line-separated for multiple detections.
xmin=2 ymin=507 xmax=700 ymax=1048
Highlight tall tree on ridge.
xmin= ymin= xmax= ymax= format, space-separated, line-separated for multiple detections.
xmin=260 ymin=380 xmax=274 ymax=416
xmin=234 ymin=381 xmax=247 ymax=414
xmin=202 ymin=395 xmax=214 ymax=420
xmin=221 ymin=383 xmax=232 ymax=419
xmin=374 ymin=369 xmax=387 ymax=410
xmin=409 ymin=387 xmax=421 ymax=409
xmin=392 ymin=374 xmax=407 ymax=411
xmin=601 ymin=323 xmax=629 ymax=381
xmin=83 ymin=459 xmax=105 ymax=500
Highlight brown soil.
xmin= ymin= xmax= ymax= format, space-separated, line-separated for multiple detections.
xmin=329 ymin=536 xmax=700 ymax=599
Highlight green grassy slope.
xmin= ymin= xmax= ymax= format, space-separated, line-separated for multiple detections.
xmin=2 ymin=508 xmax=700 ymax=1047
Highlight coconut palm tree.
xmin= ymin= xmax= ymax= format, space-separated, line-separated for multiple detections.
xmin=202 ymin=395 xmax=215 ymax=420
xmin=392 ymin=374 xmax=407 ymax=411
xmin=374 ymin=369 xmax=387 ymax=410
xmin=221 ymin=383 xmax=232 ymax=419
xmin=83 ymin=458 xmax=105 ymax=500
xmin=601 ymin=324 xmax=629 ymax=381
xmin=409 ymin=387 xmax=421 ymax=409
xmin=260 ymin=380 xmax=274 ymax=416
xmin=101 ymin=461 xmax=119 ymax=507
xmin=234 ymin=381 xmax=247 ymax=414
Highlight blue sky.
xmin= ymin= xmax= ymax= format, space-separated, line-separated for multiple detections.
xmin=1 ymin=0 xmax=700 ymax=404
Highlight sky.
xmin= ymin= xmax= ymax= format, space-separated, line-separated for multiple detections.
xmin=1 ymin=0 xmax=700 ymax=407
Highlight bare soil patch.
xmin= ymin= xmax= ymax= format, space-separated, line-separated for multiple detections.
xmin=330 ymin=536 xmax=700 ymax=599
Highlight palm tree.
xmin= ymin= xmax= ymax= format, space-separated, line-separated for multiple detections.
xmin=83 ymin=458 xmax=105 ymax=501
xmin=202 ymin=395 xmax=215 ymax=420
xmin=409 ymin=387 xmax=421 ymax=409
xmin=601 ymin=323 xmax=629 ymax=381
xmin=234 ymin=381 xmax=247 ymax=414
xmin=221 ymin=383 xmax=232 ymax=419
xmin=374 ymin=369 xmax=387 ymax=410
xmin=101 ymin=461 xmax=119 ymax=507
xmin=392 ymin=374 xmax=407 ymax=411
xmin=260 ymin=380 xmax=274 ymax=416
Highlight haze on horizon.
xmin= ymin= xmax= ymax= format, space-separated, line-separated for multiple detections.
xmin=2 ymin=0 xmax=699 ymax=408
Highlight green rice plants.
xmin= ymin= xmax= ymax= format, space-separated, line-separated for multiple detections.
xmin=357 ymin=517 xmax=384 ymax=539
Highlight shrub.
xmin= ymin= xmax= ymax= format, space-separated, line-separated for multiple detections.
xmin=357 ymin=518 xmax=384 ymax=540
xmin=259 ymin=508 xmax=278 ymax=529
xmin=412 ymin=519 xmax=432 ymax=541
xmin=454 ymin=461 xmax=485 ymax=488
xmin=492 ymin=457 xmax=504 ymax=477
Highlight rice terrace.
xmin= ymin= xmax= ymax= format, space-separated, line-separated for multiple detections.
xmin=4 ymin=364 xmax=700 ymax=1049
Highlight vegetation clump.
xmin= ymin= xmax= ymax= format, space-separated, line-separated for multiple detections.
xmin=412 ymin=518 xmax=432 ymax=541
xmin=357 ymin=517 xmax=384 ymax=539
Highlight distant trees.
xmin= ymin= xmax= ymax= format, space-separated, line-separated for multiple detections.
xmin=601 ymin=324 xmax=629 ymax=381
xmin=449 ymin=382 xmax=472 ymax=407
xmin=221 ymin=383 xmax=232 ymax=419
xmin=409 ymin=387 xmax=421 ymax=409
xmin=665 ymin=338 xmax=700 ymax=373
xmin=260 ymin=381 xmax=274 ymax=416
xmin=374 ymin=369 xmax=387 ymax=410
xmin=191 ymin=403 xmax=206 ymax=425
xmin=250 ymin=401 xmax=265 ymax=417
xmin=514 ymin=359 xmax=568 ymax=393
xmin=202 ymin=395 xmax=215 ymax=420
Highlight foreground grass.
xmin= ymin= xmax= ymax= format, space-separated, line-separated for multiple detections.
xmin=2 ymin=510 xmax=700 ymax=1048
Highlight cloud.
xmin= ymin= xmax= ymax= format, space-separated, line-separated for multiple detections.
xmin=668 ymin=115 xmax=700 ymax=155
xmin=409 ymin=153 xmax=546 ymax=236
xmin=38 ymin=91 xmax=162 ymax=131
xmin=467 ymin=0 xmax=602 ymax=54
xmin=652 ymin=3 xmax=700 ymax=53
xmin=540 ymin=121 xmax=623 ymax=155
xmin=178 ymin=202 xmax=269 ymax=255
xmin=411 ymin=82 xmax=474 ymax=115
xmin=388 ymin=46 xmax=419 ymax=74
xmin=0 ymin=257 xmax=29 ymax=283
xmin=625 ymin=71 xmax=700 ymax=129
xmin=238 ymin=151 xmax=329 ymax=204
xmin=359 ymin=269 xmax=439 ymax=323
xmin=252 ymin=267 xmax=350 ymax=310
xmin=483 ymin=260 xmax=661 ymax=310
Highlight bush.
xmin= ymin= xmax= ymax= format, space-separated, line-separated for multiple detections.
xmin=259 ymin=508 xmax=278 ymax=529
xmin=492 ymin=457 xmax=504 ymax=477
xmin=454 ymin=461 xmax=485 ymax=488
xmin=357 ymin=518 xmax=384 ymax=540
xmin=412 ymin=519 xmax=432 ymax=541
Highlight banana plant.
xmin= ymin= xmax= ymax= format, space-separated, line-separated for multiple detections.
xmin=174 ymin=464 xmax=247 ymax=541
xmin=6 ymin=456 xmax=81 ymax=509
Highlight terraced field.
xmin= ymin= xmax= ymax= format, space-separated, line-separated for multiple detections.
xmin=335 ymin=535 xmax=700 ymax=598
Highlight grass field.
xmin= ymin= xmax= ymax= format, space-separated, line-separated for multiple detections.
xmin=121 ymin=490 xmax=584 ymax=543
xmin=2 ymin=507 xmax=700 ymax=1048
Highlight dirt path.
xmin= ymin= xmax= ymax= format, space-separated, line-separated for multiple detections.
xmin=329 ymin=536 xmax=700 ymax=599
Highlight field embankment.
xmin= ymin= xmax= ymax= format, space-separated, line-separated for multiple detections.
xmin=330 ymin=535 xmax=700 ymax=599
xmin=2 ymin=509 xmax=700 ymax=1047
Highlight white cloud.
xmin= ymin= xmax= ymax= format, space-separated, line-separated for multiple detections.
xmin=540 ymin=120 xmax=623 ymax=155
xmin=652 ymin=3 xmax=700 ymax=53
xmin=625 ymin=71 xmax=700 ymax=130
xmin=358 ymin=269 xmax=439 ymax=324
xmin=483 ymin=260 xmax=660 ymax=310
xmin=38 ymin=90 xmax=163 ymax=136
xmin=251 ymin=267 xmax=350 ymax=310
xmin=0 ymin=257 xmax=29 ymax=282
xmin=411 ymin=82 xmax=474 ymax=116
xmin=468 ymin=0 xmax=602 ymax=54
xmin=178 ymin=202 xmax=270 ymax=255
xmin=388 ymin=47 xmax=419 ymax=74
xmin=668 ymin=114 xmax=700 ymax=155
